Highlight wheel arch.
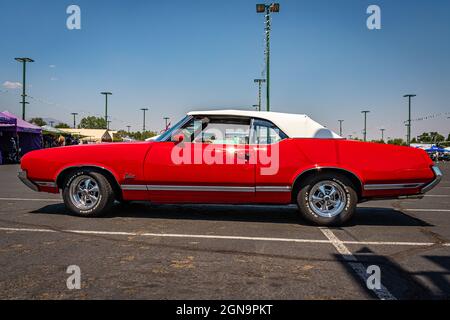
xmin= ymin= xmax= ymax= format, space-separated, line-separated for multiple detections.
xmin=291 ymin=167 xmax=363 ymax=203
xmin=56 ymin=165 xmax=122 ymax=201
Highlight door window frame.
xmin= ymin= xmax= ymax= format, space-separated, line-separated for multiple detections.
xmin=249 ymin=118 xmax=289 ymax=145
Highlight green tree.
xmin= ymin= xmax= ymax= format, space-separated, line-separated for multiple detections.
xmin=417 ymin=132 xmax=431 ymax=142
xmin=431 ymin=132 xmax=445 ymax=143
xmin=387 ymin=138 xmax=407 ymax=146
xmin=78 ymin=116 xmax=107 ymax=129
xmin=55 ymin=122 xmax=70 ymax=128
xmin=417 ymin=132 xmax=445 ymax=143
xmin=30 ymin=117 xmax=47 ymax=126
xmin=447 ymin=133 xmax=450 ymax=141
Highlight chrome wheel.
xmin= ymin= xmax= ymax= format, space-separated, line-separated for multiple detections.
xmin=308 ymin=180 xmax=347 ymax=218
xmin=70 ymin=175 xmax=100 ymax=210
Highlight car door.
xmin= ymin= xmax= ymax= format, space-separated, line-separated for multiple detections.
xmin=251 ymin=118 xmax=295 ymax=204
xmin=144 ymin=115 xmax=255 ymax=203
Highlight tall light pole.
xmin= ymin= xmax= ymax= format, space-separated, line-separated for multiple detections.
xmin=14 ymin=57 xmax=34 ymax=120
xmin=140 ymin=108 xmax=149 ymax=132
xmin=107 ymin=120 xmax=111 ymax=130
xmin=403 ymin=94 xmax=416 ymax=146
xmin=338 ymin=120 xmax=344 ymax=136
xmin=163 ymin=117 xmax=170 ymax=130
xmin=71 ymin=112 xmax=78 ymax=128
xmin=256 ymin=3 xmax=279 ymax=112
xmin=253 ymin=78 xmax=266 ymax=111
xmin=361 ymin=110 xmax=370 ymax=142
xmin=101 ymin=92 xmax=112 ymax=129
xmin=380 ymin=128 xmax=385 ymax=142
xmin=126 ymin=125 xmax=131 ymax=134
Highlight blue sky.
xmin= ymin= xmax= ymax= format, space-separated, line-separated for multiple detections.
xmin=0 ymin=0 xmax=449 ymax=139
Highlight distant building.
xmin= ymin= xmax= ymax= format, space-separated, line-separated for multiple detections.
xmin=59 ymin=128 xmax=117 ymax=143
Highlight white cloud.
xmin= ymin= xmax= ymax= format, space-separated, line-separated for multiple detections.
xmin=49 ymin=64 xmax=56 ymax=68
xmin=50 ymin=77 xmax=58 ymax=81
xmin=2 ymin=81 xmax=22 ymax=89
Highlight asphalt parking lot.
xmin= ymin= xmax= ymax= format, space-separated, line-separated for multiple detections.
xmin=0 ymin=163 xmax=449 ymax=300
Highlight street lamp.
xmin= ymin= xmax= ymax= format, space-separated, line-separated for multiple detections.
xmin=163 ymin=117 xmax=170 ymax=130
xmin=101 ymin=92 xmax=112 ymax=129
xmin=403 ymin=94 xmax=416 ymax=146
xmin=71 ymin=112 xmax=78 ymax=128
xmin=14 ymin=57 xmax=34 ymax=120
xmin=140 ymin=108 xmax=149 ymax=132
xmin=253 ymin=79 xmax=266 ymax=111
xmin=361 ymin=110 xmax=370 ymax=142
xmin=256 ymin=3 xmax=280 ymax=112
xmin=338 ymin=120 xmax=344 ymax=136
xmin=380 ymin=128 xmax=385 ymax=142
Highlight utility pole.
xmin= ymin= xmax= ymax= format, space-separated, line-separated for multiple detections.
xmin=100 ymin=92 xmax=112 ymax=129
xmin=71 ymin=112 xmax=78 ymax=128
xmin=253 ymin=79 xmax=266 ymax=111
xmin=163 ymin=117 xmax=170 ymax=130
xmin=380 ymin=128 xmax=385 ymax=142
xmin=338 ymin=120 xmax=344 ymax=136
xmin=140 ymin=108 xmax=149 ymax=132
xmin=126 ymin=125 xmax=131 ymax=134
xmin=14 ymin=57 xmax=34 ymax=120
xmin=403 ymin=94 xmax=416 ymax=146
xmin=256 ymin=3 xmax=279 ymax=111
xmin=361 ymin=110 xmax=370 ymax=142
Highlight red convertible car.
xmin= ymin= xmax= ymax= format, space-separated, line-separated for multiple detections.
xmin=19 ymin=110 xmax=442 ymax=226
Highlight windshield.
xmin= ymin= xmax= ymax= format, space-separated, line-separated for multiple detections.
xmin=155 ymin=115 xmax=191 ymax=142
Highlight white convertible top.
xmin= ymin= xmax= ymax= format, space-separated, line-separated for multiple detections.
xmin=187 ymin=110 xmax=341 ymax=139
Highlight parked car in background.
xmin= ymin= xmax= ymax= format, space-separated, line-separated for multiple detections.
xmin=19 ymin=110 xmax=442 ymax=226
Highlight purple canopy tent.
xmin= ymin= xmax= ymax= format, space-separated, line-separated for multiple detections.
xmin=0 ymin=111 xmax=42 ymax=161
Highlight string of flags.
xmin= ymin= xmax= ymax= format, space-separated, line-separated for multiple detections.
xmin=410 ymin=112 xmax=450 ymax=122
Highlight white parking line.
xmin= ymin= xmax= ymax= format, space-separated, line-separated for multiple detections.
xmin=319 ymin=228 xmax=396 ymax=300
xmin=403 ymin=209 xmax=450 ymax=212
xmin=0 ymin=226 xmax=448 ymax=247
xmin=424 ymin=195 xmax=450 ymax=197
xmin=0 ymin=198 xmax=61 ymax=202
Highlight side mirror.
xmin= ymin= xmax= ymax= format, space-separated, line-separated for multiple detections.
xmin=171 ymin=133 xmax=184 ymax=144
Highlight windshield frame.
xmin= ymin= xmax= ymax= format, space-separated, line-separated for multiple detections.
xmin=154 ymin=115 xmax=192 ymax=142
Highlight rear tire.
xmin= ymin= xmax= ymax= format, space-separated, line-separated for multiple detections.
xmin=62 ymin=170 xmax=115 ymax=217
xmin=296 ymin=173 xmax=357 ymax=226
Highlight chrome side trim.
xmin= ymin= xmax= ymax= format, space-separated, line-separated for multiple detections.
xmin=121 ymin=184 xmax=291 ymax=193
xmin=255 ymin=186 xmax=291 ymax=192
xmin=421 ymin=166 xmax=443 ymax=194
xmin=146 ymin=185 xmax=255 ymax=192
xmin=364 ymin=183 xmax=423 ymax=190
xmin=35 ymin=181 xmax=57 ymax=188
xmin=121 ymin=184 xmax=147 ymax=191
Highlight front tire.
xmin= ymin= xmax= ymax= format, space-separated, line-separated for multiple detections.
xmin=296 ymin=174 xmax=357 ymax=226
xmin=62 ymin=170 xmax=115 ymax=217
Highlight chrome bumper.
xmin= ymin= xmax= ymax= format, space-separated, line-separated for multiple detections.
xmin=421 ymin=165 xmax=443 ymax=194
xmin=18 ymin=170 xmax=39 ymax=192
